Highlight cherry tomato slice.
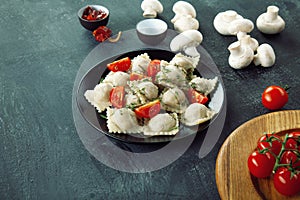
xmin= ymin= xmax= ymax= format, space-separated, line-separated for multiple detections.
xmin=129 ymin=72 xmax=147 ymax=81
xmin=262 ymin=85 xmax=288 ymax=110
xmin=247 ymin=150 xmax=276 ymax=178
xmin=147 ymin=59 xmax=161 ymax=79
xmin=187 ymin=89 xmax=209 ymax=104
xmin=107 ymin=57 xmax=131 ymax=72
xmin=109 ymin=86 xmax=125 ymax=108
xmin=134 ymin=100 xmax=160 ymax=118
xmin=257 ymin=134 xmax=282 ymax=156
xmin=273 ymin=167 xmax=300 ymax=196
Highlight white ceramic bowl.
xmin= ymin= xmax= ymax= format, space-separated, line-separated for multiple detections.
xmin=136 ymin=19 xmax=168 ymax=45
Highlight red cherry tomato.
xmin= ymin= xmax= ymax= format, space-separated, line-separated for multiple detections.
xmin=247 ymin=151 xmax=276 ymax=178
xmin=262 ymin=85 xmax=288 ymax=110
xmin=257 ymin=134 xmax=282 ymax=156
xmin=147 ymin=59 xmax=161 ymax=79
xmin=109 ymin=86 xmax=125 ymax=108
xmin=280 ymin=151 xmax=300 ymax=168
xmin=273 ymin=167 xmax=300 ymax=196
xmin=289 ymin=132 xmax=300 ymax=151
xmin=285 ymin=138 xmax=298 ymax=150
xmin=187 ymin=89 xmax=209 ymax=104
xmin=288 ymin=132 xmax=300 ymax=140
xmin=129 ymin=72 xmax=147 ymax=81
xmin=107 ymin=57 xmax=131 ymax=72
xmin=134 ymin=100 xmax=160 ymax=118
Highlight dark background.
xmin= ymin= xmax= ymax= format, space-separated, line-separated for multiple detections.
xmin=1 ymin=0 xmax=299 ymax=199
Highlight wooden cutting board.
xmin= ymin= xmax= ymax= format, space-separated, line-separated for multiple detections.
xmin=216 ymin=110 xmax=300 ymax=200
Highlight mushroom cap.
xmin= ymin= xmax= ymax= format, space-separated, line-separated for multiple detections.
xmin=173 ymin=15 xmax=199 ymax=33
xmin=213 ymin=10 xmax=243 ymax=35
xmin=172 ymin=1 xmax=196 ymax=17
xmin=170 ymin=30 xmax=203 ymax=52
xmin=141 ymin=0 xmax=163 ymax=18
xmin=253 ymin=43 xmax=276 ymax=67
xmin=171 ymin=1 xmax=196 ymax=23
xmin=228 ymin=18 xmax=254 ymax=35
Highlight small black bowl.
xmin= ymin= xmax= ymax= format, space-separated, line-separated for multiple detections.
xmin=78 ymin=5 xmax=110 ymax=31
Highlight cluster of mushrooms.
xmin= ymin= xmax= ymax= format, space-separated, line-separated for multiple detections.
xmin=140 ymin=1 xmax=285 ymax=70
xmin=141 ymin=0 xmax=203 ymax=58
xmin=214 ymin=5 xmax=285 ymax=69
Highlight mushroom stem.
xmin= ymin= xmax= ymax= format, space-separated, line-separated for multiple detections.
xmin=266 ymin=6 xmax=279 ymax=22
xmin=143 ymin=8 xmax=157 ymax=18
xmin=223 ymin=10 xmax=238 ymax=22
xmin=237 ymin=32 xmax=259 ymax=51
xmin=184 ymin=46 xmax=200 ymax=57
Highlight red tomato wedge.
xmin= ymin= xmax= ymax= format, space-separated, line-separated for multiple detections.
xmin=107 ymin=57 xmax=131 ymax=72
xmin=130 ymin=72 xmax=147 ymax=81
xmin=134 ymin=100 xmax=160 ymax=118
xmin=147 ymin=59 xmax=161 ymax=79
xmin=109 ymin=86 xmax=125 ymax=108
xmin=187 ymin=89 xmax=209 ymax=104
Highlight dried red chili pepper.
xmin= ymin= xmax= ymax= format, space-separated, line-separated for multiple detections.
xmin=92 ymin=26 xmax=112 ymax=42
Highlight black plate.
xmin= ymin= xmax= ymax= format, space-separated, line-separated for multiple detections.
xmin=76 ymin=49 xmax=225 ymax=143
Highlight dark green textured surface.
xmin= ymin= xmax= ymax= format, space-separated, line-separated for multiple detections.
xmin=1 ymin=0 xmax=299 ymax=199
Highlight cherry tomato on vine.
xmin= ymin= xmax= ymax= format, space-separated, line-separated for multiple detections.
xmin=288 ymin=132 xmax=300 ymax=141
xmin=109 ymin=86 xmax=125 ymax=108
xmin=257 ymin=134 xmax=282 ymax=156
xmin=247 ymin=151 xmax=276 ymax=178
xmin=134 ymin=100 xmax=160 ymax=118
xmin=273 ymin=167 xmax=300 ymax=196
xmin=280 ymin=151 xmax=300 ymax=168
xmin=262 ymin=85 xmax=288 ymax=110
xmin=289 ymin=132 xmax=300 ymax=151
xmin=285 ymin=138 xmax=298 ymax=150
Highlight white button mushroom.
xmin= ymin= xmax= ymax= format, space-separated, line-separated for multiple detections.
xmin=227 ymin=18 xmax=254 ymax=35
xmin=171 ymin=1 xmax=197 ymax=24
xmin=253 ymin=43 xmax=276 ymax=67
xmin=173 ymin=15 xmax=199 ymax=33
xmin=237 ymin=32 xmax=259 ymax=51
xmin=141 ymin=0 xmax=163 ymax=18
xmin=256 ymin=5 xmax=285 ymax=34
xmin=228 ymin=41 xmax=254 ymax=69
xmin=170 ymin=30 xmax=203 ymax=57
xmin=213 ymin=10 xmax=243 ymax=35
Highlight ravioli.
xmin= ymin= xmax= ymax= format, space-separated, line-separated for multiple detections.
xmin=84 ymin=82 xmax=113 ymax=113
xmin=84 ymin=52 xmax=219 ymax=136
